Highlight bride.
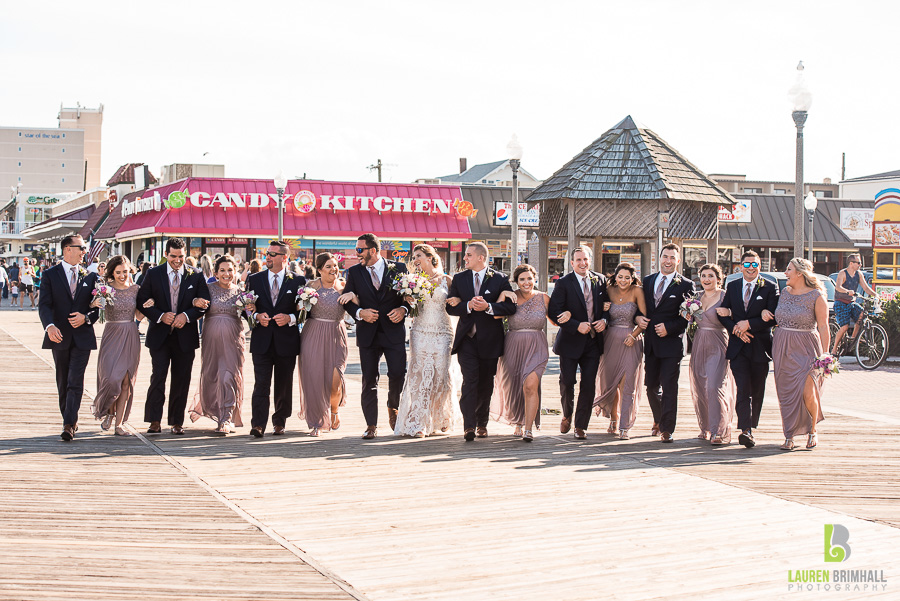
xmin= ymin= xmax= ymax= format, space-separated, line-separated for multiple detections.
xmin=395 ymin=244 xmax=462 ymax=437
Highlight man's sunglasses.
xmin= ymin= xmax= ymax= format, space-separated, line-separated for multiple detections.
xmin=355 ymin=246 xmax=376 ymax=254
xmin=266 ymin=251 xmax=286 ymax=257
xmin=66 ymin=245 xmax=88 ymax=251
xmin=742 ymin=261 xmax=760 ymax=268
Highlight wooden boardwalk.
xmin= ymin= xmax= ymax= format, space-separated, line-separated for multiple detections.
xmin=2 ymin=312 xmax=899 ymax=600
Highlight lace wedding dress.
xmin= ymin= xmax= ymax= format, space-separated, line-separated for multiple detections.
xmin=394 ymin=278 xmax=462 ymax=436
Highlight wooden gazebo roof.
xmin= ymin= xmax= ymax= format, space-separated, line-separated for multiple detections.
xmin=530 ymin=116 xmax=735 ymax=239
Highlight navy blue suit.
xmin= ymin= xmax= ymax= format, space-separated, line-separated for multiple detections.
xmin=246 ymin=269 xmax=304 ymax=430
xmin=446 ymin=268 xmax=516 ymax=430
xmin=718 ymin=276 xmax=779 ymax=431
xmin=38 ymin=262 xmax=101 ymax=425
xmin=642 ymin=272 xmax=695 ymax=435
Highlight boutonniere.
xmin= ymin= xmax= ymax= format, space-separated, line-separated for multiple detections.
xmin=285 ymin=271 xmax=294 ymax=280
xmin=184 ymin=266 xmax=194 ymax=276
xmin=486 ymin=268 xmax=496 ymax=279
xmin=673 ymin=275 xmax=683 ymax=286
xmin=757 ymin=277 xmax=765 ymax=288
xmin=77 ymin=266 xmax=88 ymax=279
xmin=589 ymin=274 xmax=599 ymax=286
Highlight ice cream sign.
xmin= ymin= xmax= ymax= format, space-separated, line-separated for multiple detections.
xmin=155 ymin=188 xmax=477 ymax=218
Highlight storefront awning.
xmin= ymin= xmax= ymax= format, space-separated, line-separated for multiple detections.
xmin=115 ymin=178 xmax=475 ymax=241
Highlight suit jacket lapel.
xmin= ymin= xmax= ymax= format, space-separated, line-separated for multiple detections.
xmin=56 ymin=265 xmax=73 ymax=301
xmin=176 ymin=269 xmax=190 ymax=311
xmin=379 ymin=261 xmax=393 ymax=297
xmin=275 ymin=273 xmax=291 ymax=306
xmin=572 ymin=274 xmax=588 ymax=313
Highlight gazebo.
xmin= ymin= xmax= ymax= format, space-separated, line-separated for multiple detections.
xmin=527 ymin=116 xmax=735 ymax=284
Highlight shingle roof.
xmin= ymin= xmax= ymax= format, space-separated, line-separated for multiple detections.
xmin=718 ymin=194 xmax=855 ymax=248
xmin=527 ymin=116 xmax=735 ymax=205
xmin=439 ymin=160 xmax=507 ymax=183
xmin=78 ymin=200 xmax=110 ymax=239
xmin=841 ymin=169 xmax=900 ymax=183
xmin=94 ymin=190 xmax=138 ymax=239
xmin=106 ymin=163 xmax=158 ymax=187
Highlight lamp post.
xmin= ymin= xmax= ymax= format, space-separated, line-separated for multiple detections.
xmin=274 ymin=171 xmax=287 ymax=242
xmin=804 ymin=191 xmax=818 ymax=264
xmin=789 ymin=61 xmax=813 ymax=259
xmin=506 ymin=135 xmax=523 ymax=269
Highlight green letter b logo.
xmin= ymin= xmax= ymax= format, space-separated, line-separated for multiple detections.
xmin=825 ymin=524 xmax=851 ymax=562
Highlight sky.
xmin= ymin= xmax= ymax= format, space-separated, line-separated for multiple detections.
xmin=2 ymin=0 xmax=898 ymax=189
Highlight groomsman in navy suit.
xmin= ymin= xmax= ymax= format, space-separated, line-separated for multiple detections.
xmin=717 ymin=250 xmax=778 ymax=448
xmin=636 ymin=243 xmax=695 ymax=442
xmin=38 ymin=235 xmax=100 ymax=441
xmin=246 ymin=240 xmax=305 ymax=437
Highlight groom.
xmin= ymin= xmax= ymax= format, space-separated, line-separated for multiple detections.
xmin=342 ymin=233 xmax=410 ymax=439
xmin=38 ymin=235 xmax=100 ymax=441
xmin=446 ymin=242 xmax=516 ymax=441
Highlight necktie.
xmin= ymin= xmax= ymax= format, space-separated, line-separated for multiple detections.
xmin=271 ymin=273 xmax=280 ymax=304
xmin=170 ymin=270 xmax=180 ymax=311
xmin=655 ymin=274 xmax=666 ymax=306
xmin=69 ymin=267 xmax=77 ymax=297
xmin=468 ymin=272 xmax=482 ymax=338
xmin=744 ymin=282 xmax=752 ymax=310
xmin=583 ymin=277 xmax=594 ymax=322
xmin=369 ymin=266 xmax=380 ymax=290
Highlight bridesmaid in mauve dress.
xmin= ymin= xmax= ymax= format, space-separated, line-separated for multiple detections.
xmin=771 ymin=258 xmax=829 ymax=451
xmin=91 ymin=256 xmax=144 ymax=436
xmin=688 ymin=264 xmax=735 ymax=445
xmin=592 ymin=262 xmax=646 ymax=440
xmin=491 ymin=264 xmax=550 ymax=442
xmin=298 ymin=253 xmax=348 ymax=436
xmin=188 ymin=255 xmax=246 ymax=434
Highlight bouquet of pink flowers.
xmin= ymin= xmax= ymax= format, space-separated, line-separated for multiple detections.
xmin=91 ymin=282 xmax=115 ymax=323
xmin=813 ymin=353 xmax=840 ymax=378
xmin=235 ymin=290 xmax=258 ymax=328
xmin=392 ymin=272 xmax=434 ymax=318
xmin=679 ymin=293 xmax=703 ymax=337
xmin=297 ymin=287 xmax=319 ymax=324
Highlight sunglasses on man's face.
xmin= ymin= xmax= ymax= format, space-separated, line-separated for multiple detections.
xmin=355 ymin=247 xmax=374 ymax=254
xmin=743 ymin=262 xmax=760 ymax=269
xmin=266 ymin=251 xmax=285 ymax=257
xmin=66 ymin=245 xmax=88 ymax=251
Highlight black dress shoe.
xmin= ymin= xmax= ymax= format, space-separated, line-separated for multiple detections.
xmin=738 ymin=430 xmax=755 ymax=448
xmin=250 ymin=427 xmax=264 ymax=438
xmin=171 ymin=425 xmax=185 ymax=435
xmin=60 ymin=425 xmax=75 ymax=441
xmin=464 ymin=429 xmax=475 ymax=442
xmin=660 ymin=431 xmax=674 ymax=443
xmin=147 ymin=421 xmax=162 ymax=434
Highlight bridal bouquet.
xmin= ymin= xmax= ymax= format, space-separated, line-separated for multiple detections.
xmin=297 ymin=286 xmax=319 ymax=324
xmin=235 ymin=290 xmax=258 ymax=328
xmin=91 ymin=282 xmax=115 ymax=324
xmin=392 ymin=272 xmax=434 ymax=318
xmin=679 ymin=293 xmax=703 ymax=338
xmin=813 ymin=353 xmax=840 ymax=378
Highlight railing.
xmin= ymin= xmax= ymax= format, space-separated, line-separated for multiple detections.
xmin=0 ymin=221 xmax=29 ymax=235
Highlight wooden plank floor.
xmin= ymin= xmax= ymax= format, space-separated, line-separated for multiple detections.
xmin=0 ymin=331 xmax=361 ymax=601
xmin=2 ymin=311 xmax=899 ymax=600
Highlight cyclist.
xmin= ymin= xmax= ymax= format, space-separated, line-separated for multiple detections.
xmin=831 ymin=253 xmax=877 ymax=355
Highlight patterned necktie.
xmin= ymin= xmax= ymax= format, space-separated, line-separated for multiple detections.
xmin=744 ymin=282 xmax=753 ymax=310
xmin=271 ymin=273 xmax=280 ymax=304
xmin=583 ymin=277 xmax=594 ymax=322
xmin=369 ymin=266 xmax=380 ymax=290
xmin=655 ymin=274 xmax=666 ymax=306
xmin=69 ymin=267 xmax=77 ymax=297
xmin=170 ymin=270 xmax=180 ymax=311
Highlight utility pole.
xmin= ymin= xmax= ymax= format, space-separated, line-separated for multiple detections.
xmin=367 ymin=159 xmax=383 ymax=182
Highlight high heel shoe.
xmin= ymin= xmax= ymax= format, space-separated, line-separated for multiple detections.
xmin=607 ymin=420 xmax=618 ymax=434
xmin=806 ymin=433 xmax=818 ymax=449
xmin=522 ymin=430 xmax=533 ymax=442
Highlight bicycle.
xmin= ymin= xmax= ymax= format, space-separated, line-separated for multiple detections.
xmin=832 ymin=296 xmax=889 ymax=370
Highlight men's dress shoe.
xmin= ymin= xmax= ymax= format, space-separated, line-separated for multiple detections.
xmin=388 ymin=408 xmax=399 ymax=430
xmin=60 ymin=424 xmax=75 ymax=441
xmin=464 ymin=428 xmax=476 ymax=442
xmin=250 ymin=427 xmax=264 ymax=438
xmin=651 ymin=423 xmax=660 ymax=436
xmin=476 ymin=427 xmax=488 ymax=438
xmin=273 ymin=426 xmax=285 ymax=435
xmin=362 ymin=426 xmax=377 ymax=440
xmin=560 ymin=417 xmax=572 ymax=434
xmin=660 ymin=431 xmax=674 ymax=443
xmin=147 ymin=421 xmax=162 ymax=434
xmin=171 ymin=425 xmax=185 ymax=435
xmin=574 ymin=428 xmax=586 ymax=440
xmin=738 ymin=430 xmax=755 ymax=448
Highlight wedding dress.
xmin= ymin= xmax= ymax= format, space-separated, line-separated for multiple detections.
xmin=394 ymin=278 xmax=462 ymax=436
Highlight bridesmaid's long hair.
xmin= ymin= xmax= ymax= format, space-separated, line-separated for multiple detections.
xmin=413 ymin=244 xmax=443 ymax=274
xmin=104 ymin=255 xmax=133 ymax=282
xmin=611 ymin=262 xmax=638 ymax=288
xmin=788 ymin=257 xmax=824 ymax=292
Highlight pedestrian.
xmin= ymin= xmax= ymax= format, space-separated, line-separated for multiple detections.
xmin=38 ymin=235 xmax=101 ymax=441
xmin=20 ymin=258 xmax=37 ymax=310
xmin=0 ymin=260 xmax=8 ymax=306
xmin=11 ymin=280 xmax=19 ymax=305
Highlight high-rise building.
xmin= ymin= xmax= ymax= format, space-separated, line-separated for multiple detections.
xmin=58 ymin=103 xmax=103 ymax=190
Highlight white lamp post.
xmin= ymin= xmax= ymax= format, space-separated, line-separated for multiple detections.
xmin=804 ymin=191 xmax=818 ymax=264
xmin=274 ymin=171 xmax=288 ymax=242
xmin=789 ymin=61 xmax=813 ymax=260
xmin=506 ymin=135 xmax=524 ymax=269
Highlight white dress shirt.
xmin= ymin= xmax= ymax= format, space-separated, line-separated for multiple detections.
xmin=160 ymin=264 xmax=189 ymax=323
xmin=265 ymin=266 xmax=297 ymax=326
xmin=46 ymin=260 xmax=83 ymax=331
xmin=574 ymin=271 xmax=605 ymax=324
xmin=355 ymin=258 xmax=407 ymax=320
xmin=467 ymin=266 xmax=495 ymax=315
xmin=656 ymin=272 xmax=674 ymax=293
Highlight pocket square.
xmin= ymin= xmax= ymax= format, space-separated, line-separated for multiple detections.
xmin=286 ymin=290 xmax=294 ymax=294
xmin=187 ymin=285 xmax=194 ymax=289
xmin=484 ymin=290 xmax=492 ymax=296
xmin=756 ymin=295 xmax=763 ymax=300
xmin=81 ymin=282 xmax=88 ymax=287
xmin=668 ymin=294 xmax=676 ymax=298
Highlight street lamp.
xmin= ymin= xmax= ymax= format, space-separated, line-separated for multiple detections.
xmin=506 ymin=134 xmax=523 ymax=269
xmin=804 ymin=191 xmax=818 ymax=264
xmin=789 ymin=61 xmax=813 ymax=259
xmin=274 ymin=171 xmax=287 ymax=242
